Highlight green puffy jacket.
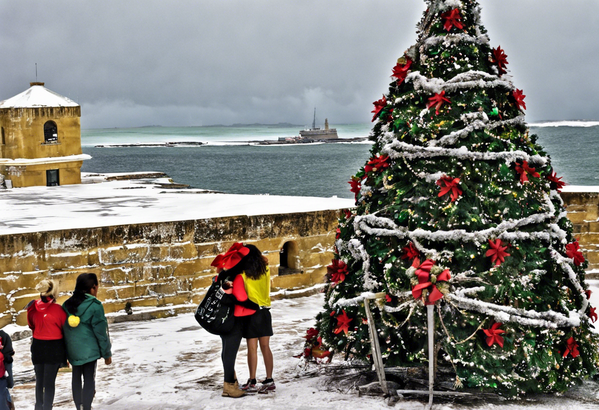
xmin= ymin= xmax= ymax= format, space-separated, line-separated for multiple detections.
xmin=62 ymin=294 xmax=112 ymax=366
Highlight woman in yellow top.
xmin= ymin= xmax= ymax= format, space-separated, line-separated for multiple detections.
xmin=238 ymin=244 xmax=275 ymax=394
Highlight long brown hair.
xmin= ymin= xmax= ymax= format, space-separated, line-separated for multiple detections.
xmin=240 ymin=244 xmax=268 ymax=280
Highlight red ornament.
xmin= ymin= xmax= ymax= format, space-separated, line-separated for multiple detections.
xmin=385 ymin=294 xmax=392 ymax=303
xmin=562 ymin=336 xmax=580 ymax=358
xmin=371 ymin=96 xmax=387 ymax=122
xmin=427 ymin=91 xmax=451 ymax=115
xmin=411 ymin=259 xmax=451 ymax=305
xmin=515 ymin=160 xmax=540 ymax=184
xmin=333 ymin=310 xmax=353 ymax=335
xmin=392 ymin=58 xmax=412 ymax=85
xmin=436 ymin=175 xmax=462 ymax=202
xmin=348 ymin=176 xmax=363 ymax=199
xmin=364 ymin=155 xmax=390 ymax=174
xmin=586 ymin=290 xmax=593 ymax=299
xmin=491 ymin=46 xmax=509 ymax=75
xmin=589 ymin=306 xmax=598 ymax=323
xmin=441 ymin=8 xmax=464 ymax=32
xmin=486 ymin=238 xmax=511 ymax=266
xmin=513 ymin=89 xmax=526 ymax=111
xmin=565 ymin=240 xmax=585 ymax=266
xmin=211 ymin=242 xmax=249 ymax=270
xmin=327 ymin=259 xmax=349 ymax=285
xmin=401 ymin=242 xmax=419 ymax=261
xmin=304 ymin=327 xmax=319 ymax=340
xmin=547 ymin=170 xmax=566 ymax=192
xmin=483 ymin=322 xmax=505 ymax=348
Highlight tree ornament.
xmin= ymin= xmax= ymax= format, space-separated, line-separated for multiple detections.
xmin=514 ymin=160 xmax=540 ymax=184
xmin=491 ymin=46 xmax=509 ymax=75
xmin=327 ymin=259 xmax=349 ymax=285
xmin=364 ymin=155 xmax=390 ymax=174
xmin=348 ymin=176 xmax=363 ymax=200
xmin=547 ymin=170 xmax=566 ymax=192
xmin=427 ymin=91 xmax=451 ymax=115
xmin=565 ymin=240 xmax=585 ymax=266
xmin=371 ymin=96 xmax=387 ymax=122
xmin=436 ymin=175 xmax=462 ymax=202
xmin=485 ymin=238 xmax=511 ymax=266
xmin=562 ymin=337 xmax=580 ymax=358
xmin=513 ymin=89 xmax=526 ymax=111
xmin=392 ymin=58 xmax=412 ymax=85
xmin=441 ymin=8 xmax=464 ymax=32
xmin=483 ymin=322 xmax=505 ymax=348
xmin=401 ymin=242 xmax=420 ymax=261
xmin=333 ymin=310 xmax=353 ymax=335
xmin=410 ymin=258 xmax=451 ymax=305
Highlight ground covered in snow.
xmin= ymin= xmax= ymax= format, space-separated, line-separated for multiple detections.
xmin=0 ymin=173 xmax=354 ymax=235
xmin=7 ymin=290 xmax=599 ymax=410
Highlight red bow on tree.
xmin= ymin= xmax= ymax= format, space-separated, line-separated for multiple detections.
xmin=441 ymin=8 xmax=464 ymax=31
xmin=211 ymin=242 xmax=250 ymax=270
xmin=427 ymin=91 xmax=451 ymax=115
xmin=392 ymin=58 xmax=412 ymax=85
xmin=515 ymin=160 xmax=540 ymax=184
xmin=513 ymin=89 xmax=526 ymax=111
xmin=565 ymin=240 xmax=585 ymax=266
xmin=327 ymin=259 xmax=349 ymax=285
xmin=371 ymin=96 xmax=387 ymax=122
xmin=401 ymin=242 xmax=419 ymax=261
xmin=364 ymin=155 xmax=390 ymax=173
xmin=333 ymin=310 xmax=353 ymax=335
xmin=483 ymin=322 xmax=505 ymax=348
xmin=562 ymin=336 xmax=580 ymax=358
xmin=437 ymin=175 xmax=462 ymax=202
xmin=411 ymin=259 xmax=451 ymax=305
xmin=491 ymin=46 xmax=509 ymax=75
xmin=486 ymin=238 xmax=510 ymax=266
xmin=547 ymin=170 xmax=566 ymax=192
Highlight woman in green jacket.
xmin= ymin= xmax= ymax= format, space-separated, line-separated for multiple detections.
xmin=62 ymin=273 xmax=112 ymax=410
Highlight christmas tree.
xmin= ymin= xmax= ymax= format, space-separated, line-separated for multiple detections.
xmin=308 ymin=0 xmax=599 ymax=396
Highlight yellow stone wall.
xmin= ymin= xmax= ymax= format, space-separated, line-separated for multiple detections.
xmin=560 ymin=191 xmax=599 ymax=273
xmin=0 ymin=210 xmax=341 ymax=326
xmin=0 ymin=106 xmax=83 ymax=187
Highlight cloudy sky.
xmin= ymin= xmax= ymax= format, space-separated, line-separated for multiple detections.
xmin=1 ymin=0 xmax=597 ymax=129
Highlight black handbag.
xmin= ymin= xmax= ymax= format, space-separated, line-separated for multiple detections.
xmin=195 ymin=276 xmax=235 ymax=335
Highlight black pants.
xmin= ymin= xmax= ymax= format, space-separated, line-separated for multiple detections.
xmin=34 ymin=363 xmax=61 ymax=410
xmin=220 ymin=319 xmax=243 ymax=383
xmin=72 ymin=361 xmax=97 ymax=410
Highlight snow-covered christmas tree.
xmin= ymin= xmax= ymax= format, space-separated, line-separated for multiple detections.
xmin=308 ymin=0 xmax=599 ymax=396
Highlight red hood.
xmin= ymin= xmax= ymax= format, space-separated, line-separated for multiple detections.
xmin=30 ymin=298 xmax=56 ymax=312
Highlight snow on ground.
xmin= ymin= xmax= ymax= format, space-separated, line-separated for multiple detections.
xmin=0 ymin=173 xmax=354 ymax=235
xmin=8 ymin=289 xmax=599 ymax=410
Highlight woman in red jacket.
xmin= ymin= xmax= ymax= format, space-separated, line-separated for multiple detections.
xmin=211 ymin=243 xmax=259 ymax=398
xmin=26 ymin=279 xmax=67 ymax=410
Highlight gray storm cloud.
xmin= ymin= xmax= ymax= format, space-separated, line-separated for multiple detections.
xmin=1 ymin=0 xmax=597 ymax=128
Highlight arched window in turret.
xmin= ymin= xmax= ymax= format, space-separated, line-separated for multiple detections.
xmin=44 ymin=121 xmax=58 ymax=143
xmin=1 ymin=127 xmax=5 ymax=145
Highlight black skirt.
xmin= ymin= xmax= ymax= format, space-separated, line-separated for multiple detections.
xmin=31 ymin=338 xmax=66 ymax=365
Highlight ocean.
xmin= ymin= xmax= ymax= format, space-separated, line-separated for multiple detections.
xmin=81 ymin=122 xmax=599 ymax=199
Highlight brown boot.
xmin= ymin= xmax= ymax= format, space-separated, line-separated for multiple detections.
xmin=222 ymin=381 xmax=246 ymax=398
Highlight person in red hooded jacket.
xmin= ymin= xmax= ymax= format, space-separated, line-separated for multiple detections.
xmin=26 ymin=279 xmax=67 ymax=410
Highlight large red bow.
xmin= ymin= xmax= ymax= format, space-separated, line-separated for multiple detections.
xmin=211 ymin=242 xmax=250 ymax=270
xmin=562 ymin=336 xmax=580 ymax=358
xmin=411 ymin=259 xmax=451 ymax=305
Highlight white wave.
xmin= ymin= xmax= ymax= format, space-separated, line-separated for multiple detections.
xmin=530 ymin=120 xmax=599 ymax=128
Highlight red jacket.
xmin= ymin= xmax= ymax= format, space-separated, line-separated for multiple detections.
xmin=231 ymin=275 xmax=256 ymax=317
xmin=27 ymin=298 xmax=67 ymax=340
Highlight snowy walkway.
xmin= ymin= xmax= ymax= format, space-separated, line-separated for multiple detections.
xmin=9 ymin=291 xmax=599 ymax=410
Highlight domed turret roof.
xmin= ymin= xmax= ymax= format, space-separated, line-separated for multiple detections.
xmin=0 ymin=82 xmax=79 ymax=109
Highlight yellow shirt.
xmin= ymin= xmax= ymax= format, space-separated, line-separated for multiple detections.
xmin=242 ymin=266 xmax=271 ymax=307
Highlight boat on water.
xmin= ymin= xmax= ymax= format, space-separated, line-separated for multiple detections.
xmin=298 ymin=108 xmax=338 ymax=139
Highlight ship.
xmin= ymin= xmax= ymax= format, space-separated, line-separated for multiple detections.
xmin=298 ymin=108 xmax=338 ymax=139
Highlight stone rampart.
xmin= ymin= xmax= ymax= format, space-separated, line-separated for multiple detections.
xmin=0 ymin=210 xmax=340 ymax=326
